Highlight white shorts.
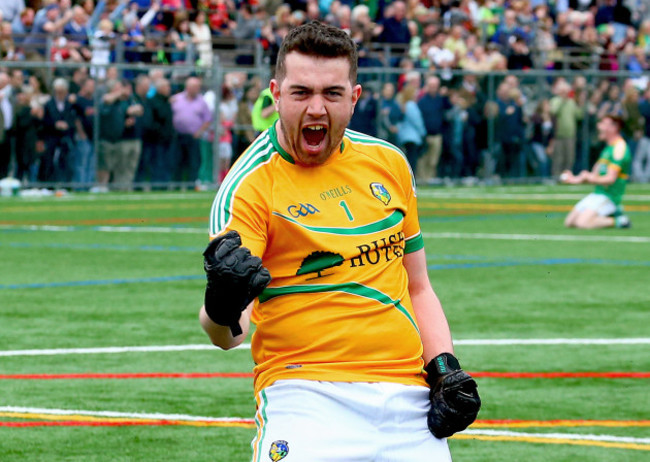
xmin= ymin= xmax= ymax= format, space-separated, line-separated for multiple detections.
xmin=574 ymin=193 xmax=618 ymax=217
xmin=251 ymin=380 xmax=451 ymax=462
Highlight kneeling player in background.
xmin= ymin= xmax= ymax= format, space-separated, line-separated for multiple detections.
xmin=562 ymin=114 xmax=632 ymax=229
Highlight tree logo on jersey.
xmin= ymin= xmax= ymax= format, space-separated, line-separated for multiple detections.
xmin=370 ymin=182 xmax=391 ymax=205
xmin=297 ymin=251 xmax=344 ymax=279
xmin=269 ymin=440 xmax=289 ymax=461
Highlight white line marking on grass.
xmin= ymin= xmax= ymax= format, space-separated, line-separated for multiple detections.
xmin=0 ymin=406 xmax=249 ymax=423
xmin=423 ymin=232 xmax=650 ymax=243
xmin=417 ymin=191 xmax=650 ymax=202
xmin=0 ymin=344 xmax=233 ymax=356
xmin=463 ymin=429 xmax=650 ymax=445
xmin=1 ymin=339 xmax=648 ymax=357
xmin=18 ymin=193 xmax=214 ymax=202
xmin=454 ymin=338 xmax=650 ymax=345
xmin=0 ymin=225 xmax=206 ymax=234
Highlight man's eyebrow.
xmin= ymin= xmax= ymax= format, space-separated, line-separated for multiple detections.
xmin=324 ymin=85 xmax=347 ymax=92
xmin=287 ymin=84 xmax=347 ymax=92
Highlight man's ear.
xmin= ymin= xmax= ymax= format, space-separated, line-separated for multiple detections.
xmin=351 ymin=84 xmax=362 ymax=107
xmin=269 ymin=79 xmax=280 ymax=110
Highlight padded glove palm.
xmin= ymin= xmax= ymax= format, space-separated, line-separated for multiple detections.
xmin=203 ymin=230 xmax=271 ymax=336
xmin=425 ymin=352 xmax=481 ymax=438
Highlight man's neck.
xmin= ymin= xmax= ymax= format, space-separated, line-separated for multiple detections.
xmin=607 ymin=135 xmax=623 ymax=145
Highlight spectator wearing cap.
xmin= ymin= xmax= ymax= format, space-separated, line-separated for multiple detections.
xmin=171 ymin=76 xmax=212 ymax=185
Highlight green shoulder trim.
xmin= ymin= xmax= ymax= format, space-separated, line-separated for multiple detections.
xmin=259 ymin=282 xmax=419 ymax=332
xmin=210 ymin=133 xmax=275 ymax=234
xmin=404 ymin=233 xmax=424 ymax=254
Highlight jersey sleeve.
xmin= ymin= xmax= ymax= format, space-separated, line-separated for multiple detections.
xmin=208 ymin=171 xmax=269 ymax=258
xmin=397 ymin=152 xmax=424 ymax=254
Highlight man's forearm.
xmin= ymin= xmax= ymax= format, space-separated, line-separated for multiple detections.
xmin=199 ymin=302 xmax=252 ymax=350
xmin=411 ymin=287 xmax=453 ymax=364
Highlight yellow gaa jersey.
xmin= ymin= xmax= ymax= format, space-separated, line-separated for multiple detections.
xmin=209 ymin=124 xmax=427 ymax=394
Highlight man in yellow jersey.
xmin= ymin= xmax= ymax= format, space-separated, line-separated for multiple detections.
xmin=200 ymin=22 xmax=480 ymax=461
xmin=562 ymin=114 xmax=632 ymax=229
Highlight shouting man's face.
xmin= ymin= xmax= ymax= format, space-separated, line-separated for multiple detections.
xmin=270 ymin=52 xmax=361 ymax=166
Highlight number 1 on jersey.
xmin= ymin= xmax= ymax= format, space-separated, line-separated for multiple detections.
xmin=339 ymin=200 xmax=354 ymax=221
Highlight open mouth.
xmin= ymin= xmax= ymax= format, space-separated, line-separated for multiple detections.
xmin=302 ymin=125 xmax=327 ymax=148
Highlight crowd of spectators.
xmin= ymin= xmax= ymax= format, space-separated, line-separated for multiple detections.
xmin=3 ymin=0 xmax=650 ymax=71
xmin=2 ymin=0 xmax=650 ymax=187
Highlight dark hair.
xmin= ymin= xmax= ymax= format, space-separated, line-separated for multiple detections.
xmin=603 ymin=113 xmax=624 ymax=131
xmin=275 ymin=21 xmax=358 ymax=84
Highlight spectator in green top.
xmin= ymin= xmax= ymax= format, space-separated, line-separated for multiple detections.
xmin=251 ymin=86 xmax=278 ymax=133
xmin=550 ymin=79 xmax=584 ymax=177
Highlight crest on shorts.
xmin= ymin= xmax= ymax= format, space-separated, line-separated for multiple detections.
xmin=269 ymin=440 xmax=289 ymax=461
xmin=370 ymin=182 xmax=391 ymax=205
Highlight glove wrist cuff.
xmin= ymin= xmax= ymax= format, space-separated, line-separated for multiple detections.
xmin=425 ymin=352 xmax=461 ymax=381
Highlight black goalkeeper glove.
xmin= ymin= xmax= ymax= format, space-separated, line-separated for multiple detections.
xmin=425 ymin=352 xmax=481 ymax=438
xmin=203 ymin=230 xmax=271 ymax=336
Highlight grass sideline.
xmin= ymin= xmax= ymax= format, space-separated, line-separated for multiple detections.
xmin=0 ymin=183 xmax=649 ymax=461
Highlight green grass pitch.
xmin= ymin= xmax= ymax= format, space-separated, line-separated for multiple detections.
xmin=0 ymin=183 xmax=648 ymax=461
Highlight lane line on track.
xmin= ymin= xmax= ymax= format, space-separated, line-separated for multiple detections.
xmin=453 ymin=433 xmax=650 ymax=451
xmin=416 ymin=191 xmax=650 ymax=202
xmin=0 ymin=225 xmax=206 ymax=234
xmin=2 ymin=408 xmax=649 ymax=430
xmin=3 ymin=257 xmax=649 ymax=290
xmin=2 ymin=409 xmax=649 ymax=451
xmin=461 ymin=429 xmax=650 ymax=446
xmin=3 ymin=225 xmax=650 ymax=244
xmin=473 ymin=420 xmax=650 ymax=428
xmin=423 ymin=232 xmax=650 ymax=243
xmin=1 ymin=338 xmax=649 ymax=357
xmin=0 ymin=371 xmax=647 ymax=380
xmin=0 ymin=275 xmax=203 ymax=290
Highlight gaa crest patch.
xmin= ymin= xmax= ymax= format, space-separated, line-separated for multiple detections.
xmin=370 ymin=182 xmax=391 ymax=205
xmin=269 ymin=440 xmax=289 ymax=461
